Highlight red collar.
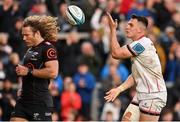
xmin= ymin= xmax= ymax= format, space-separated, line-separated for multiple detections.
xmin=134 ymin=35 xmax=145 ymax=41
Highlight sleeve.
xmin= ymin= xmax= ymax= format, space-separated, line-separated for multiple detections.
xmin=43 ymin=43 xmax=58 ymax=62
xmin=127 ymin=41 xmax=146 ymax=56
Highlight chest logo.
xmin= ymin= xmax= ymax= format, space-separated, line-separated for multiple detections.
xmin=25 ymin=63 xmax=34 ymax=69
xmin=30 ymin=51 xmax=39 ymax=60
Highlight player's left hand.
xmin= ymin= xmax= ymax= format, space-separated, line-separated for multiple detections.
xmin=16 ymin=64 xmax=29 ymax=76
xmin=104 ymin=87 xmax=121 ymax=102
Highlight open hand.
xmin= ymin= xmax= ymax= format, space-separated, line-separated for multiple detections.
xmin=104 ymin=87 xmax=121 ymax=102
xmin=106 ymin=12 xmax=118 ymax=31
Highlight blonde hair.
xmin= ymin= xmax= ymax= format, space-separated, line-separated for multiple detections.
xmin=23 ymin=15 xmax=60 ymax=42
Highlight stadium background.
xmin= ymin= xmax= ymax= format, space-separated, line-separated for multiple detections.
xmin=0 ymin=0 xmax=180 ymax=121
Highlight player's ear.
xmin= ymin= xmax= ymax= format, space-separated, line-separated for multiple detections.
xmin=35 ymin=30 xmax=41 ymax=37
xmin=137 ymin=26 xmax=142 ymax=33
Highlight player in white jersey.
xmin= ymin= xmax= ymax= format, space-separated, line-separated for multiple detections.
xmin=104 ymin=13 xmax=167 ymax=121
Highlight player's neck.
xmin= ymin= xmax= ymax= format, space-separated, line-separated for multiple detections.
xmin=34 ymin=38 xmax=44 ymax=46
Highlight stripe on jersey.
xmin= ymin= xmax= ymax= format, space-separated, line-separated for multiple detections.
xmin=127 ymin=45 xmax=137 ymax=56
xmin=131 ymin=102 xmax=139 ymax=106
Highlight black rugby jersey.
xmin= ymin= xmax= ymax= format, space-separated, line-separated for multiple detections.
xmin=20 ymin=41 xmax=57 ymax=107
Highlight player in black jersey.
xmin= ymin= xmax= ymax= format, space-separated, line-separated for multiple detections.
xmin=10 ymin=15 xmax=59 ymax=121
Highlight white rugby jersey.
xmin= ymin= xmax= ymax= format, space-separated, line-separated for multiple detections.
xmin=127 ymin=37 xmax=167 ymax=93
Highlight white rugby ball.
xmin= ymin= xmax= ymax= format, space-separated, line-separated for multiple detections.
xmin=65 ymin=5 xmax=85 ymax=25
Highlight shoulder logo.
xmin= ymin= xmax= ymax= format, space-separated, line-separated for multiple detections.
xmin=132 ymin=43 xmax=145 ymax=55
xmin=47 ymin=48 xmax=57 ymax=59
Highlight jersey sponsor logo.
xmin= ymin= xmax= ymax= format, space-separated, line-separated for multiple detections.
xmin=11 ymin=111 xmax=15 ymax=115
xmin=132 ymin=43 xmax=145 ymax=55
xmin=31 ymin=51 xmax=39 ymax=60
xmin=141 ymin=102 xmax=149 ymax=109
xmin=47 ymin=48 xmax=57 ymax=59
xmin=33 ymin=113 xmax=40 ymax=120
xmin=45 ymin=112 xmax=52 ymax=116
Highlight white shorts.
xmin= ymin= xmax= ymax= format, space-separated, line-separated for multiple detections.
xmin=132 ymin=92 xmax=167 ymax=116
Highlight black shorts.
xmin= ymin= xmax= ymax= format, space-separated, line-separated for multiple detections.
xmin=11 ymin=100 xmax=53 ymax=121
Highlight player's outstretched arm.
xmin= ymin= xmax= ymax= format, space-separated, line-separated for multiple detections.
xmin=107 ymin=12 xmax=132 ymax=59
xmin=104 ymin=74 xmax=135 ymax=102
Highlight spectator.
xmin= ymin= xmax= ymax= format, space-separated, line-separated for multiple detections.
xmin=159 ymin=26 xmax=177 ymax=57
xmin=165 ymin=44 xmax=180 ymax=82
xmin=0 ymin=33 xmax=12 ymax=65
xmin=77 ymin=41 xmax=103 ymax=78
xmin=153 ymin=0 xmax=177 ymax=30
xmin=174 ymin=101 xmax=180 ymax=120
xmin=100 ymin=59 xmax=123 ymax=109
xmin=49 ymin=80 xmax=61 ymax=113
xmin=0 ymin=106 xmax=2 ymax=121
xmin=76 ymin=0 xmax=97 ymax=32
xmin=63 ymin=76 xmax=73 ymax=91
xmin=168 ymin=12 xmax=180 ymax=42
xmin=53 ymin=74 xmax=63 ymax=93
xmin=27 ymin=0 xmax=50 ymax=16
xmin=169 ymin=45 xmax=180 ymax=104
xmin=56 ymin=31 xmax=81 ymax=77
xmin=148 ymin=33 xmax=166 ymax=74
xmin=52 ymin=112 xmax=59 ymax=122
xmin=89 ymin=29 xmax=106 ymax=65
xmin=0 ymin=61 xmax=6 ymax=82
xmin=103 ymin=111 xmax=114 ymax=122
xmin=61 ymin=82 xmax=81 ymax=121
xmin=160 ymin=108 xmax=174 ymax=121
xmin=57 ymin=2 xmax=74 ymax=32
xmin=101 ymin=98 xmax=122 ymax=121
xmin=101 ymin=55 xmax=129 ymax=82
xmin=127 ymin=0 xmax=152 ymax=20
xmin=0 ymin=0 xmax=19 ymax=33
xmin=9 ymin=17 xmax=26 ymax=60
xmin=119 ymin=0 xmax=134 ymax=16
xmin=73 ymin=62 xmax=96 ymax=120
xmin=91 ymin=9 xmax=111 ymax=55
xmin=0 ymin=79 xmax=16 ymax=121
xmin=5 ymin=53 xmax=20 ymax=83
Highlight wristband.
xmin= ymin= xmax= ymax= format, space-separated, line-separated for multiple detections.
xmin=27 ymin=68 xmax=33 ymax=76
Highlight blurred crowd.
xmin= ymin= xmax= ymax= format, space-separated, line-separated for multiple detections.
xmin=0 ymin=0 xmax=180 ymax=121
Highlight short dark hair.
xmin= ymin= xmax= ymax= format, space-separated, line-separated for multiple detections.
xmin=131 ymin=14 xmax=148 ymax=28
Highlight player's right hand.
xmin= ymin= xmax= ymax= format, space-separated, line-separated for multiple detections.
xmin=16 ymin=64 xmax=28 ymax=76
xmin=104 ymin=87 xmax=121 ymax=102
xmin=106 ymin=12 xmax=118 ymax=31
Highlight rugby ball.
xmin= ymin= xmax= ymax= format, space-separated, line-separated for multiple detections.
xmin=65 ymin=5 xmax=85 ymax=25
